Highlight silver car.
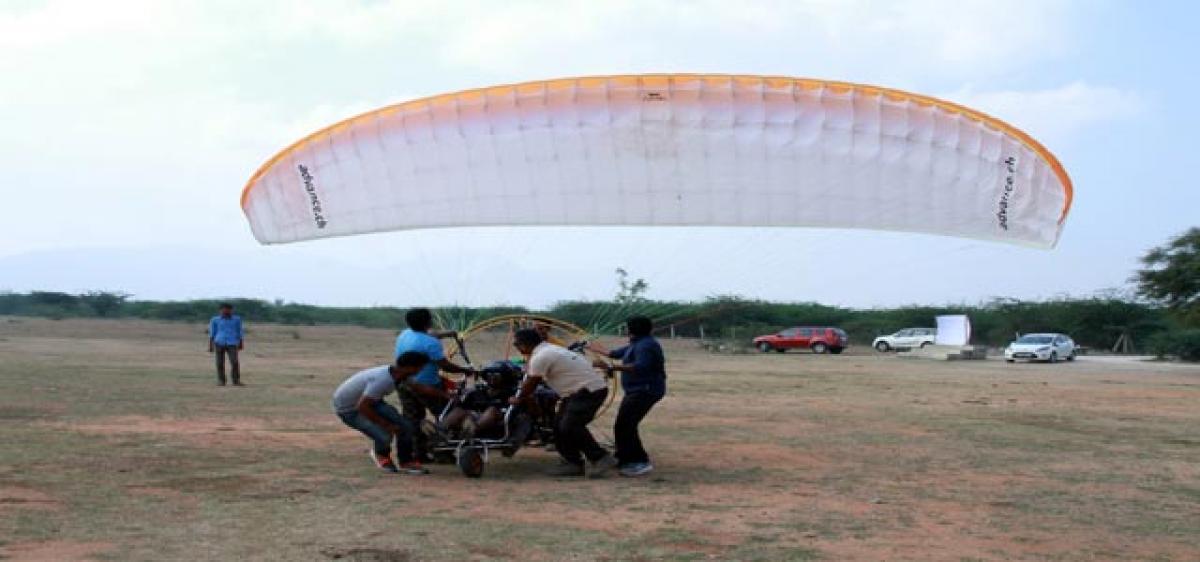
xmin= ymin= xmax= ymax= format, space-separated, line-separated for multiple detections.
xmin=873 ymin=328 xmax=937 ymax=352
xmin=1004 ymin=333 xmax=1076 ymax=363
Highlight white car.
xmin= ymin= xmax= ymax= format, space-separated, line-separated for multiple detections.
xmin=873 ymin=328 xmax=937 ymax=352
xmin=1004 ymin=333 xmax=1076 ymax=363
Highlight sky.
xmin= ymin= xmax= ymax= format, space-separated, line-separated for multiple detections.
xmin=1 ymin=0 xmax=1197 ymax=309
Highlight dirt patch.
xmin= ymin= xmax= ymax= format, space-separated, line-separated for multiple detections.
xmin=45 ymin=415 xmax=345 ymax=450
xmin=0 ymin=486 xmax=60 ymax=512
xmin=0 ymin=541 xmax=113 ymax=561
xmin=0 ymin=405 xmax=67 ymax=421
xmin=319 ymin=546 xmax=413 ymax=561
xmin=693 ymin=442 xmax=830 ymax=468
xmin=818 ymin=515 xmax=1195 ymax=562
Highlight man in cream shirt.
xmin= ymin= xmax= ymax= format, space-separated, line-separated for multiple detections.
xmin=510 ymin=328 xmax=617 ymax=478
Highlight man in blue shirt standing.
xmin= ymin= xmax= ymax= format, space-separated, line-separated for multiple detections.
xmin=393 ymin=307 xmax=475 ymax=460
xmin=588 ymin=316 xmax=666 ymax=477
xmin=208 ymin=303 xmax=244 ymax=386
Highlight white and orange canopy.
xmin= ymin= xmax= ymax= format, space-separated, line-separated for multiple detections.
xmin=241 ymin=74 xmax=1072 ymax=247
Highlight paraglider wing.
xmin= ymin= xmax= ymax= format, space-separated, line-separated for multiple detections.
xmin=241 ymin=74 xmax=1072 ymax=247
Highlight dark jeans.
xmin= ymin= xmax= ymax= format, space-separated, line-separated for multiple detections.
xmin=397 ymin=383 xmax=448 ymax=458
xmin=533 ymin=385 xmax=561 ymax=442
xmin=557 ymin=387 xmax=609 ymax=466
xmin=614 ymin=388 xmax=664 ymax=466
xmin=337 ymin=401 xmax=415 ymax=463
xmin=214 ymin=345 xmax=240 ymax=384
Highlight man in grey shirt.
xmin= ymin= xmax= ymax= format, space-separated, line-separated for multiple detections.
xmin=333 ymin=351 xmax=430 ymax=475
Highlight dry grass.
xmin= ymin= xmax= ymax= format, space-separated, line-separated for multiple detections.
xmin=1 ymin=316 xmax=1198 ymax=561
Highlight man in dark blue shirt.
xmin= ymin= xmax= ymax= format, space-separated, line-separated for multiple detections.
xmin=587 ymin=316 xmax=666 ymax=477
xmin=207 ymin=303 xmax=244 ymax=386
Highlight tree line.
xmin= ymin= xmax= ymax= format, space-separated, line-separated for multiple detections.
xmin=3 ymin=227 xmax=1196 ymax=359
xmin=0 ymin=290 xmax=1184 ymax=354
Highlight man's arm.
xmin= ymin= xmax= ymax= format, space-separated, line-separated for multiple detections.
xmin=236 ymin=317 xmax=245 ymax=350
xmin=435 ymin=358 xmax=473 ymax=375
xmin=608 ymin=363 xmax=635 ymax=373
xmin=207 ymin=318 xmax=216 ymax=352
xmin=509 ymin=374 xmax=544 ymax=405
xmin=409 ymin=381 xmax=454 ymax=402
xmin=585 ymin=341 xmax=631 ymax=359
xmin=605 ymin=342 xmax=654 ymax=374
xmin=607 ymin=345 xmax=630 ymax=361
xmin=356 ymin=396 xmax=401 ymax=434
xmin=421 ymin=336 xmax=470 ymax=374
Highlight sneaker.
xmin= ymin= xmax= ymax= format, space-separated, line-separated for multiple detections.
xmin=547 ymin=461 xmax=585 ymax=477
xmin=587 ymin=454 xmax=619 ymax=479
xmin=398 ymin=461 xmax=430 ymax=475
xmin=369 ymin=451 xmax=398 ymax=473
xmin=232 ymin=381 xmax=245 ymax=386
xmin=619 ymin=462 xmax=654 ymax=477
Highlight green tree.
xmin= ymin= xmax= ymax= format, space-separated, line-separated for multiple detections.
xmin=80 ymin=291 xmax=130 ymax=317
xmin=614 ymin=268 xmax=649 ymax=305
xmin=1136 ymin=227 xmax=1200 ymax=327
xmin=29 ymin=291 xmax=79 ymax=307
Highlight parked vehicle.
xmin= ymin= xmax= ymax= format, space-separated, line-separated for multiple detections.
xmin=1004 ymin=333 xmax=1076 ymax=363
xmin=873 ymin=328 xmax=937 ymax=352
xmin=754 ymin=327 xmax=849 ymax=354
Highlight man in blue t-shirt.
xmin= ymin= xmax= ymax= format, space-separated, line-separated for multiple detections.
xmin=587 ymin=316 xmax=667 ymax=477
xmin=394 ymin=307 xmax=475 ymax=460
xmin=207 ymin=303 xmax=244 ymax=386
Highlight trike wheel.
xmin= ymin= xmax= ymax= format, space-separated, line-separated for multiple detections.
xmin=457 ymin=445 xmax=485 ymax=478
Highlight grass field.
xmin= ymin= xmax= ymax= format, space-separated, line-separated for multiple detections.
xmin=1 ymin=316 xmax=1198 ymax=561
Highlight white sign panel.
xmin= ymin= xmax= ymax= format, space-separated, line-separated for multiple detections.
xmin=935 ymin=315 xmax=972 ymax=346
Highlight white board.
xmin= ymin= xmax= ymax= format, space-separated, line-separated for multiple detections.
xmin=935 ymin=315 xmax=972 ymax=346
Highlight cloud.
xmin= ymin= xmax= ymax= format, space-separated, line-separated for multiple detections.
xmin=1 ymin=0 xmax=1081 ymax=84
xmin=429 ymin=0 xmax=1078 ymax=80
xmin=941 ymin=81 xmax=1146 ymax=144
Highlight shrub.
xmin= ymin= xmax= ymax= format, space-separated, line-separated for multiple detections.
xmin=1148 ymin=329 xmax=1200 ymax=362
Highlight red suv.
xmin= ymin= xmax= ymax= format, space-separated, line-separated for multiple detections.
xmin=754 ymin=327 xmax=849 ymax=354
